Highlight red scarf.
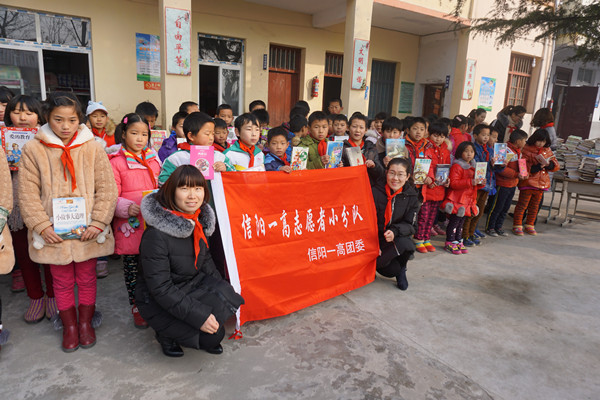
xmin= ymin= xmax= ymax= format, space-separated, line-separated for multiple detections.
xmin=481 ymin=143 xmax=490 ymax=162
xmin=92 ymin=127 xmax=106 ymax=139
xmin=167 ymin=207 xmax=208 ymax=268
xmin=406 ymin=137 xmax=427 ymax=158
xmin=213 ymin=142 xmax=227 ymax=153
xmin=238 ymin=141 xmax=256 ymax=168
xmin=92 ymin=127 xmax=115 ymax=147
xmin=39 ymin=132 xmax=84 ymax=192
xmin=124 ymin=148 xmax=157 ymax=189
xmin=384 ymin=184 xmax=403 ymax=227
xmin=317 ymin=139 xmax=328 ymax=157
xmin=279 ymin=153 xmax=290 ymax=166
xmin=177 ymin=142 xmax=191 ymax=151
xmin=541 ymin=122 xmax=554 ymax=129
xmin=349 ymin=139 xmax=366 ymax=162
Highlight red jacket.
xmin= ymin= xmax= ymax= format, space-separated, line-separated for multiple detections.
xmin=441 ymin=159 xmax=482 ymax=217
xmin=519 ymin=145 xmax=559 ymax=190
xmin=496 ymin=142 xmax=522 ymax=188
xmin=449 ymin=128 xmax=470 ymax=158
xmin=405 ymin=137 xmax=432 ymax=166
xmin=421 ymin=139 xmax=451 ymax=202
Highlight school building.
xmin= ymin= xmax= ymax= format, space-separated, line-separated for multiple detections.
xmin=0 ymin=0 xmax=552 ymax=130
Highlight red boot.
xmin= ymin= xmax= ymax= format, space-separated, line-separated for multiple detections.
xmin=78 ymin=304 xmax=96 ymax=348
xmin=59 ymin=307 xmax=79 ymax=352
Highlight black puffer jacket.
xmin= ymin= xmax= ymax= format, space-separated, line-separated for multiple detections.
xmin=135 ymin=193 xmax=243 ymax=347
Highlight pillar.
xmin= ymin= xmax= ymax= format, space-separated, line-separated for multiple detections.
xmin=340 ymin=0 xmax=374 ymax=116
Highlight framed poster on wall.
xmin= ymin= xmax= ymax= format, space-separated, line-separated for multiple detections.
xmin=478 ymin=77 xmax=496 ymax=111
xmin=351 ymin=39 xmax=370 ymax=90
xmin=462 ymin=59 xmax=476 ymax=100
xmin=165 ymin=7 xmax=191 ymax=75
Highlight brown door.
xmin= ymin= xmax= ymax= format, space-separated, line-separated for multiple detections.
xmin=422 ymin=84 xmax=445 ymax=117
xmin=557 ymin=86 xmax=598 ymax=140
xmin=268 ymin=45 xmax=301 ymax=126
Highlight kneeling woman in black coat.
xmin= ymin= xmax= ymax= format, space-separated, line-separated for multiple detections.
xmin=136 ymin=165 xmax=244 ymax=357
xmin=372 ymin=158 xmax=420 ymax=290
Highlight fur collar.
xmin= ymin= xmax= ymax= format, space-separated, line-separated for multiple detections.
xmin=36 ymin=123 xmax=94 ymax=146
xmin=453 ymin=158 xmax=477 ymax=169
xmin=141 ymin=193 xmax=216 ymax=238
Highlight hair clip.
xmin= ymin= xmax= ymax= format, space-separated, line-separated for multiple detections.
xmin=124 ymin=117 xmax=128 ymax=124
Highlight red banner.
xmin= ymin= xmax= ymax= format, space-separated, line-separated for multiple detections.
xmin=213 ymin=166 xmax=379 ymax=326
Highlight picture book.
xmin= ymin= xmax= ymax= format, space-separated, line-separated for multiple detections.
xmin=52 ymin=197 xmax=87 ymax=240
xmin=494 ymin=143 xmax=507 ymax=165
xmin=386 ymin=138 xmax=406 ymax=159
xmin=518 ymin=158 xmax=528 ymax=177
xmin=345 ymin=147 xmax=364 ymax=167
xmin=190 ymin=145 xmax=215 ymax=180
xmin=291 ymin=147 xmax=308 ymax=171
xmin=506 ymin=147 xmax=515 ymax=163
xmin=435 ymin=164 xmax=450 ymax=186
xmin=413 ymin=158 xmax=432 ymax=185
xmin=226 ymin=126 xmax=237 ymax=145
xmin=150 ymin=130 xmax=169 ymax=152
xmin=334 ymin=135 xmax=349 ymax=142
xmin=326 ymin=141 xmax=344 ymax=168
xmin=475 ymin=162 xmax=488 ymax=184
xmin=1 ymin=127 xmax=36 ymax=171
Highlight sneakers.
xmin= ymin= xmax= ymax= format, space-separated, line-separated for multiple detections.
xmin=463 ymin=238 xmax=475 ymax=247
xmin=132 ymin=305 xmax=149 ymax=329
xmin=415 ymin=241 xmax=428 ymax=253
xmin=11 ymin=270 xmax=25 ymax=293
xmin=485 ymin=229 xmax=499 ymax=237
xmin=512 ymin=226 xmax=524 ymax=236
xmin=496 ymin=229 xmax=509 ymax=237
xmin=469 ymin=236 xmax=481 ymax=246
xmin=458 ymin=240 xmax=469 ymax=254
xmin=24 ymin=297 xmax=46 ymax=323
xmin=45 ymin=297 xmax=58 ymax=320
xmin=444 ymin=241 xmax=461 ymax=255
xmin=423 ymin=241 xmax=436 ymax=252
xmin=430 ymin=227 xmax=439 ymax=237
xmin=524 ymin=225 xmax=537 ymax=235
xmin=96 ymin=259 xmax=109 ymax=279
xmin=433 ymin=225 xmax=446 ymax=235
xmin=474 ymin=229 xmax=486 ymax=238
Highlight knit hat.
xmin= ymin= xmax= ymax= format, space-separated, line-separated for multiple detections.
xmin=86 ymin=101 xmax=108 ymax=116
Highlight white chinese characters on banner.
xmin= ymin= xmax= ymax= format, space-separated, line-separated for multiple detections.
xmin=352 ymin=39 xmax=370 ymax=90
xmin=462 ymin=59 xmax=476 ymax=100
xmin=165 ymin=7 xmax=191 ymax=75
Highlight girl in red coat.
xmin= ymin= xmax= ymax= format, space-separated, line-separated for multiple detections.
xmin=441 ymin=142 xmax=483 ymax=255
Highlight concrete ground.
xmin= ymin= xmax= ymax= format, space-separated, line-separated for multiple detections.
xmin=0 ymin=198 xmax=598 ymax=400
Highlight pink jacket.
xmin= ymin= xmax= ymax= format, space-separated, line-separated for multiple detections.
xmin=110 ymin=148 xmax=161 ymax=255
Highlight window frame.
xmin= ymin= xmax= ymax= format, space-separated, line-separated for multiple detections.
xmin=504 ymin=53 xmax=533 ymax=107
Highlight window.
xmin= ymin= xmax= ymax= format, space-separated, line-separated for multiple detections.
xmin=577 ymin=68 xmax=594 ymax=85
xmin=505 ymin=54 xmax=533 ymax=106
xmin=198 ymin=34 xmax=244 ymax=116
xmin=325 ymin=53 xmax=343 ymax=77
xmin=269 ymin=45 xmax=299 ymax=72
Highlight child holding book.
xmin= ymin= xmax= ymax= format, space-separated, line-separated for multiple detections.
xmin=462 ymin=124 xmax=498 ymax=246
xmin=376 ymin=117 xmax=404 ymax=167
xmin=223 ymin=113 xmax=264 ymax=170
xmin=414 ymin=122 xmax=450 ymax=253
xmin=441 ymin=142 xmax=482 ymax=255
xmin=372 ymin=158 xmax=419 ymax=290
xmin=212 ymin=118 xmax=230 ymax=153
xmin=485 ymin=129 xmax=528 ymax=237
xmin=264 ymin=127 xmax=292 ymax=173
xmin=0 ymin=147 xmax=15 ymax=352
xmin=404 ymin=117 xmax=431 ymax=166
xmin=341 ymin=112 xmax=383 ymax=182
xmin=513 ymin=129 xmax=558 ymax=236
xmin=299 ymin=111 xmax=330 ymax=169
xmin=109 ymin=113 xmax=161 ymax=329
xmin=86 ymin=101 xmax=116 ymax=148
xmin=18 ymin=92 xmax=118 ymax=352
xmin=158 ymin=111 xmax=188 ymax=162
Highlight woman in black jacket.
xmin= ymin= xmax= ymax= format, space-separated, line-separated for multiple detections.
xmin=372 ymin=158 xmax=420 ymax=290
xmin=490 ymin=105 xmax=526 ymax=143
xmin=136 ymin=165 xmax=243 ymax=357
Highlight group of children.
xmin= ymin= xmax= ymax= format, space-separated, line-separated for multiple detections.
xmin=0 ymin=85 xmax=558 ymax=352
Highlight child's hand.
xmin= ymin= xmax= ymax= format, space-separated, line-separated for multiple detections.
xmin=491 ymin=156 xmax=498 ymax=165
xmin=279 ymin=165 xmax=293 ymax=174
xmin=81 ymin=225 xmax=102 ymax=242
xmin=424 ymin=176 xmax=433 ymax=186
xmin=383 ymin=156 xmax=391 ymax=167
xmin=472 ymin=178 xmax=479 ymax=186
xmin=365 ymin=160 xmax=375 ymax=168
xmin=41 ymin=226 xmax=63 ymax=244
xmin=213 ymin=161 xmax=227 ymax=172
xmin=427 ymin=181 xmax=437 ymax=189
xmin=519 ymin=174 xmax=529 ymax=180
xmin=320 ymin=154 xmax=330 ymax=165
xmin=128 ymin=203 xmax=141 ymax=217
xmin=445 ymin=180 xmax=450 ymax=187
xmin=384 ymin=230 xmax=395 ymax=242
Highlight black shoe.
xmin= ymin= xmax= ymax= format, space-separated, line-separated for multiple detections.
xmin=205 ymin=344 xmax=223 ymax=355
xmin=496 ymin=229 xmax=509 ymax=237
xmin=485 ymin=229 xmax=499 ymax=237
xmin=156 ymin=334 xmax=184 ymax=357
xmin=396 ymin=267 xmax=408 ymax=291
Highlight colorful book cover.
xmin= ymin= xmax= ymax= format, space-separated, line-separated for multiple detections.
xmin=326 ymin=141 xmax=344 ymax=168
xmin=1 ymin=127 xmax=36 ymax=171
xmin=226 ymin=126 xmax=237 ymax=145
xmin=494 ymin=143 xmax=507 ymax=165
xmin=52 ymin=197 xmax=87 ymax=240
xmin=260 ymin=127 xmax=270 ymax=145
xmin=435 ymin=164 xmax=450 ymax=185
xmin=345 ymin=147 xmax=364 ymax=166
xmin=150 ymin=130 xmax=168 ymax=152
xmin=386 ymin=138 xmax=406 ymax=158
xmin=506 ymin=147 xmax=515 ymax=163
xmin=475 ymin=162 xmax=488 ymax=184
xmin=291 ymin=147 xmax=308 ymax=171
xmin=518 ymin=158 xmax=528 ymax=177
xmin=413 ymin=158 xmax=432 ymax=185
xmin=190 ymin=145 xmax=215 ymax=180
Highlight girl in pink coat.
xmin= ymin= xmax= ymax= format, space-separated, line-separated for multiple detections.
xmin=110 ymin=113 xmax=161 ymax=328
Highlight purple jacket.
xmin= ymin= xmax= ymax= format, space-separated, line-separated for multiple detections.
xmin=158 ymin=132 xmax=177 ymax=162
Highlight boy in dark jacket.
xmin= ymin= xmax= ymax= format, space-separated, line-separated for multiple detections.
xmin=264 ymin=127 xmax=292 ymax=173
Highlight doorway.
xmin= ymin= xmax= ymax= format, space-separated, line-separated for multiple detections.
xmin=368 ymin=60 xmax=396 ymax=118
xmin=268 ymin=45 xmax=301 ymax=126
xmin=422 ymin=84 xmax=445 ymax=117
xmin=557 ymin=86 xmax=598 ymax=140
xmin=43 ymin=50 xmax=91 ymax=106
xmin=322 ymin=53 xmax=343 ymax=112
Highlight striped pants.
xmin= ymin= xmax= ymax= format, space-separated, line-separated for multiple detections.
xmin=414 ymin=201 xmax=441 ymax=241
xmin=513 ymin=189 xmax=543 ymax=227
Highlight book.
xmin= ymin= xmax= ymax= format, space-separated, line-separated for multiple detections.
xmin=435 ymin=164 xmax=450 ymax=185
xmin=1 ymin=127 xmax=37 ymax=171
xmin=326 ymin=141 xmax=344 ymax=168
xmin=290 ymin=147 xmax=308 ymax=170
xmin=413 ymin=158 xmax=432 ymax=185
xmin=386 ymin=138 xmax=406 ymax=158
xmin=150 ymin=130 xmax=169 ymax=152
xmin=518 ymin=158 xmax=527 ymax=177
xmin=52 ymin=197 xmax=87 ymax=240
xmin=494 ymin=143 xmax=507 ymax=165
xmin=190 ymin=145 xmax=215 ymax=180
xmin=345 ymin=147 xmax=364 ymax=166
xmin=475 ymin=162 xmax=487 ymax=184
xmin=506 ymin=147 xmax=515 ymax=163
xmin=334 ymin=135 xmax=349 ymax=141
xmin=226 ymin=126 xmax=237 ymax=145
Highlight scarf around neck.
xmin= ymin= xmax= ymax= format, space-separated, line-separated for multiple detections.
xmin=238 ymin=141 xmax=256 ymax=168
xmin=123 ymin=147 xmax=158 ymax=189
xmin=167 ymin=207 xmax=208 ymax=268
xmin=39 ymin=131 xmax=84 ymax=192
xmin=384 ymin=184 xmax=404 ymax=227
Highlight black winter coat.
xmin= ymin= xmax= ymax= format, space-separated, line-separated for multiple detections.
xmin=135 ymin=193 xmax=243 ymax=348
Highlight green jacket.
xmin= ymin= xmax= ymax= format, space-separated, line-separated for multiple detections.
xmin=299 ymin=135 xmax=328 ymax=170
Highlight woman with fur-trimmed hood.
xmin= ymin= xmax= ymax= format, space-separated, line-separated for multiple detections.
xmin=0 ymin=147 xmax=15 ymax=351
